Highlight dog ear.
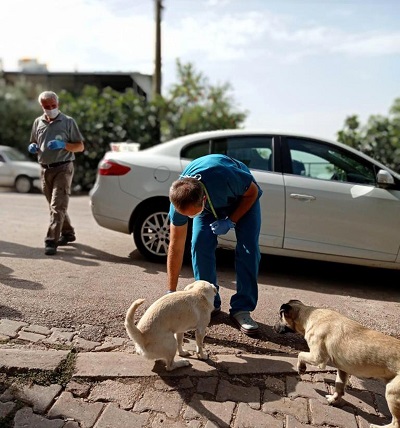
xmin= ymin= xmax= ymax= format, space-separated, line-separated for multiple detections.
xmin=279 ymin=303 xmax=292 ymax=317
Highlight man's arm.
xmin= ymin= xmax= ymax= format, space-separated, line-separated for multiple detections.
xmin=229 ymin=181 xmax=259 ymax=224
xmin=65 ymin=141 xmax=84 ymax=153
xmin=167 ymin=223 xmax=188 ymax=292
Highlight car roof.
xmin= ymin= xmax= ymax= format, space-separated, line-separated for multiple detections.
xmin=141 ymin=129 xmax=400 ymax=178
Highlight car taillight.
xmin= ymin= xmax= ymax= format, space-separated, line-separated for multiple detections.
xmin=98 ymin=160 xmax=131 ymax=176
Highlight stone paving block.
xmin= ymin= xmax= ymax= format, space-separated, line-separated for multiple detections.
xmin=22 ymin=324 xmax=51 ymax=335
xmin=216 ymin=354 xmax=335 ymax=376
xmin=10 ymin=383 xmax=62 ymax=412
xmin=0 ymin=349 xmax=69 ymax=371
xmin=197 ymin=377 xmax=218 ymax=395
xmin=151 ymin=413 xmax=189 ymax=428
xmin=74 ymin=352 xmax=216 ymax=377
xmin=216 ymin=379 xmax=260 ymax=409
xmin=0 ymin=333 xmax=9 ymax=341
xmin=0 ymin=319 xmax=28 ymax=338
xmin=375 ymin=393 xmax=391 ymax=418
xmin=43 ymin=330 xmax=75 ymax=346
xmin=66 ymin=380 xmax=91 ymax=397
xmin=0 ymin=400 xmax=16 ymax=418
xmin=234 ymin=402 xmax=283 ymax=428
xmin=133 ymin=388 xmax=183 ymax=418
xmin=183 ymin=393 xmax=235 ymax=428
xmin=73 ymin=336 xmax=101 ymax=351
xmin=74 ymin=352 xmax=158 ymax=377
xmin=349 ymin=376 xmax=386 ymax=396
xmin=13 ymin=406 xmax=64 ymax=428
xmin=94 ymin=403 xmax=149 ymax=428
xmin=338 ymin=388 xmax=376 ymax=415
xmin=262 ymin=389 xmax=308 ymax=424
xmin=309 ymin=398 xmax=358 ymax=428
xmin=93 ymin=336 xmax=126 ymax=352
xmin=286 ymin=415 xmax=317 ymax=428
xmin=265 ymin=376 xmax=286 ymax=395
xmin=64 ymin=422 xmax=80 ymax=428
xmin=17 ymin=330 xmax=47 ymax=343
xmin=286 ymin=376 xmax=328 ymax=402
xmin=48 ymin=391 xmax=104 ymax=428
xmin=89 ymin=379 xmax=141 ymax=410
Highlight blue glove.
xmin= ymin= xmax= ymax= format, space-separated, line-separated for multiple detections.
xmin=28 ymin=143 xmax=39 ymax=154
xmin=47 ymin=140 xmax=66 ymax=150
xmin=210 ymin=217 xmax=236 ymax=235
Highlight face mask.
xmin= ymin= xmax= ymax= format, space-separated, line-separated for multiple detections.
xmin=44 ymin=108 xmax=59 ymax=119
xmin=188 ymin=199 xmax=205 ymax=218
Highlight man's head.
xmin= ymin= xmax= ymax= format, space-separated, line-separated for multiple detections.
xmin=169 ymin=178 xmax=205 ymax=217
xmin=38 ymin=91 xmax=59 ymax=120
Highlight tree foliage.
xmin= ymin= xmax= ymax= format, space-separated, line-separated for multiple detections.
xmin=337 ymin=98 xmax=400 ymax=172
xmin=0 ymin=60 xmax=247 ymax=191
xmin=157 ymin=60 xmax=247 ymax=140
xmin=0 ymin=79 xmax=38 ymax=152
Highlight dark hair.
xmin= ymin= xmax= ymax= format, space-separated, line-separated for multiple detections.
xmin=169 ymin=178 xmax=204 ymax=211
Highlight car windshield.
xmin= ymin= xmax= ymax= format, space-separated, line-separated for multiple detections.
xmin=2 ymin=147 xmax=29 ymax=161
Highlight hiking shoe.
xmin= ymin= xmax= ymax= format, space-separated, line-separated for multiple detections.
xmin=44 ymin=241 xmax=57 ymax=256
xmin=58 ymin=234 xmax=76 ymax=246
xmin=211 ymin=306 xmax=221 ymax=317
xmin=230 ymin=311 xmax=259 ymax=335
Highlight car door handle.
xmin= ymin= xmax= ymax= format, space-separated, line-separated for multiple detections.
xmin=290 ymin=193 xmax=316 ymax=202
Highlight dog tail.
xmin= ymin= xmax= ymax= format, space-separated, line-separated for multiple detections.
xmin=124 ymin=299 xmax=146 ymax=350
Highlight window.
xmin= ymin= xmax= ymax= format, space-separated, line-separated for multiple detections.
xmin=287 ymin=138 xmax=376 ymax=185
xmin=214 ymin=136 xmax=273 ymax=172
xmin=181 ymin=140 xmax=210 ymax=159
xmin=180 ymin=135 xmax=274 ymax=172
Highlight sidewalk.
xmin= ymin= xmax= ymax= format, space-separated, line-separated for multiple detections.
xmin=0 ymin=318 xmax=390 ymax=428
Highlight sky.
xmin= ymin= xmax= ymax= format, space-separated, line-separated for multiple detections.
xmin=1 ymin=0 xmax=400 ymax=141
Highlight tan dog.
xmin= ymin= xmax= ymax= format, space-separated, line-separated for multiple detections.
xmin=274 ymin=300 xmax=400 ymax=428
xmin=125 ymin=280 xmax=217 ymax=371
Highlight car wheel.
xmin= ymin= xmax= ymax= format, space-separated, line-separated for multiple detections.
xmin=15 ymin=176 xmax=33 ymax=193
xmin=133 ymin=202 xmax=171 ymax=263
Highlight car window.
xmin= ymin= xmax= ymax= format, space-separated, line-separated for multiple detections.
xmin=287 ymin=137 xmax=376 ymax=185
xmin=0 ymin=154 xmax=4 ymax=162
xmin=181 ymin=140 xmax=210 ymax=159
xmin=2 ymin=148 xmax=29 ymax=162
xmin=212 ymin=136 xmax=273 ymax=171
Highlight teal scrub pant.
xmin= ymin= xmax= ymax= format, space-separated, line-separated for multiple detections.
xmin=191 ymin=200 xmax=261 ymax=315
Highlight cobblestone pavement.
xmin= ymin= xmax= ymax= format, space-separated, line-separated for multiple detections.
xmin=0 ymin=318 xmax=391 ymax=428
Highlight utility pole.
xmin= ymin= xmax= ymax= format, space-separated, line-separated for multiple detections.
xmin=153 ymin=0 xmax=163 ymax=98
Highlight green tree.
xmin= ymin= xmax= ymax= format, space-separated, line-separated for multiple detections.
xmin=60 ymin=86 xmax=160 ymax=190
xmin=337 ymin=98 xmax=400 ymax=172
xmin=0 ymin=79 xmax=38 ymax=153
xmin=158 ymin=60 xmax=247 ymax=140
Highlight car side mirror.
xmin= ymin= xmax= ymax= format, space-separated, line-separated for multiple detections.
xmin=376 ymin=169 xmax=394 ymax=188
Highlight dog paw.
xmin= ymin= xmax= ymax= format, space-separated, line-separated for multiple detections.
xmin=197 ymin=351 xmax=209 ymax=360
xmin=178 ymin=349 xmax=191 ymax=357
xmin=166 ymin=358 xmax=191 ymax=371
xmin=325 ymin=394 xmax=342 ymax=405
xmin=297 ymin=363 xmax=307 ymax=374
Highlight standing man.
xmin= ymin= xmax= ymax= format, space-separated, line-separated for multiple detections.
xmin=168 ymin=154 xmax=262 ymax=335
xmin=28 ymin=91 xmax=84 ymax=256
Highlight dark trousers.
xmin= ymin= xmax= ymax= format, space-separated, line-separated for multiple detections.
xmin=41 ymin=162 xmax=75 ymax=244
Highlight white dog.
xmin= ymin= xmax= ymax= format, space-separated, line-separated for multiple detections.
xmin=125 ymin=280 xmax=217 ymax=371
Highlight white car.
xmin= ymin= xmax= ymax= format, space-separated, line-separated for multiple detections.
xmin=90 ymin=130 xmax=400 ymax=270
xmin=0 ymin=145 xmax=41 ymax=193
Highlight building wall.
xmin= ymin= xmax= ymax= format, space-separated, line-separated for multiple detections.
xmin=2 ymin=71 xmax=152 ymax=101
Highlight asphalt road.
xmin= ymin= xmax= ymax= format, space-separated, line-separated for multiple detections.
xmin=1 ymin=191 xmax=399 ymax=354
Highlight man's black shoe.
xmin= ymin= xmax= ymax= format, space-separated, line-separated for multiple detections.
xmin=58 ymin=234 xmax=76 ymax=246
xmin=45 ymin=242 xmax=57 ymax=256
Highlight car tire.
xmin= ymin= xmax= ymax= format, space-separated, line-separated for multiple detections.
xmin=15 ymin=176 xmax=33 ymax=193
xmin=133 ymin=201 xmax=192 ymax=264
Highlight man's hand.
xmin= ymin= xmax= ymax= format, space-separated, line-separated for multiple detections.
xmin=210 ymin=217 xmax=235 ymax=235
xmin=47 ymin=140 xmax=66 ymax=150
xmin=28 ymin=143 xmax=39 ymax=154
